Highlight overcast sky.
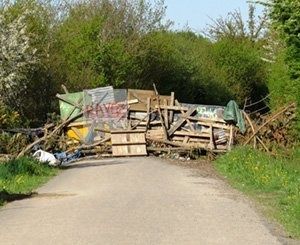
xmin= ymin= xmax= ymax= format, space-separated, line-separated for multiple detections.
xmin=157 ymin=0 xmax=265 ymax=33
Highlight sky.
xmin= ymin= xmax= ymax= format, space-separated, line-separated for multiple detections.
xmin=157 ymin=0 xmax=265 ymax=33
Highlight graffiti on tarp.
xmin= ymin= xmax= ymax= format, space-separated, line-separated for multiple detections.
xmin=84 ymin=101 xmax=128 ymax=121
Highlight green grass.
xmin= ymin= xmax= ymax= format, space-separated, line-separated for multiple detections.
xmin=0 ymin=157 xmax=58 ymax=205
xmin=214 ymin=146 xmax=300 ymax=238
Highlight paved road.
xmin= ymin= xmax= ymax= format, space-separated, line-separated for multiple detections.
xmin=0 ymin=157 xmax=282 ymax=245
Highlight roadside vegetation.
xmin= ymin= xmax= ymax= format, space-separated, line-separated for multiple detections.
xmin=215 ymin=147 xmax=300 ymax=238
xmin=0 ymin=157 xmax=58 ymax=206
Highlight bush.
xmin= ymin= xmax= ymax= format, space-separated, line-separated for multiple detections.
xmin=0 ymin=157 xmax=58 ymax=200
xmin=211 ymin=38 xmax=268 ymax=106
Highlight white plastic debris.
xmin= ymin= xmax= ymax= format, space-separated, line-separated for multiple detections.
xmin=33 ymin=150 xmax=59 ymax=166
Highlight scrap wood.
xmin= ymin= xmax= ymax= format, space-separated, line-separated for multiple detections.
xmin=168 ymin=107 xmax=196 ymax=136
xmin=130 ymin=108 xmax=158 ymax=130
xmin=169 ymin=92 xmax=175 ymax=124
xmin=153 ymin=83 xmax=168 ymax=140
xmin=188 ymin=118 xmax=229 ymax=129
xmin=256 ymin=136 xmax=269 ymax=153
xmin=61 ymin=84 xmax=69 ymax=94
xmin=155 ymin=105 xmax=188 ymax=111
xmin=208 ymin=124 xmax=215 ymax=150
xmin=185 ymin=116 xmax=226 ymax=125
xmin=163 ymin=99 xmax=169 ymax=129
xmin=127 ymin=99 xmax=139 ymax=105
xmin=147 ymin=147 xmax=194 ymax=152
xmin=244 ymin=103 xmax=296 ymax=146
xmin=146 ymin=97 xmax=151 ymax=130
xmin=66 ymin=136 xmax=111 ymax=153
xmin=227 ymin=125 xmax=233 ymax=150
xmin=175 ymin=100 xmax=195 ymax=132
xmin=17 ymin=112 xmax=84 ymax=158
xmin=173 ymin=131 xmax=210 ymax=138
xmin=242 ymin=110 xmax=257 ymax=148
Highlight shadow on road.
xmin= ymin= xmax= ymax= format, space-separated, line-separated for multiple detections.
xmin=0 ymin=190 xmax=35 ymax=204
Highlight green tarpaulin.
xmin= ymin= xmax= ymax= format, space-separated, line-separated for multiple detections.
xmin=223 ymin=100 xmax=246 ymax=133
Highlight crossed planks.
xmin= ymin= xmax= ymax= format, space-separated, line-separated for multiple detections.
xmin=128 ymin=88 xmax=233 ymax=153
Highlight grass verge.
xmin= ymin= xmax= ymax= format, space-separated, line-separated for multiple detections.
xmin=214 ymin=146 xmax=300 ymax=239
xmin=0 ymin=157 xmax=58 ymax=206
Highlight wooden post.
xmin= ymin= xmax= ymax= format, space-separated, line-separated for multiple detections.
xmin=169 ymin=92 xmax=175 ymax=125
xmin=208 ymin=124 xmax=215 ymax=150
xmin=163 ymin=99 xmax=169 ymax=129
xmin=228 ymin=125 xmax=233 ymax=150
xmin=146 ymin=97 xmax=151 ymax=130
xmin=153 ymin=83 xmax=168 ymax=140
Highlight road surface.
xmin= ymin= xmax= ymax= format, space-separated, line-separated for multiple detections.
xmin=0 ymin=157 xmax=283 ymax=244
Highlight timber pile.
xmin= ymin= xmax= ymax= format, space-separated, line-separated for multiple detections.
xmin=241 ymin=102 xmax=297 ymax=153
xmin=127 ymin=85 xmax=233 ymax=155
xmin=16 ymin=85 xmax=236 ymax=159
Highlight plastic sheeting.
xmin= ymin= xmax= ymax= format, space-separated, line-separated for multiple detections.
xmin=223 ymin=100 xmax=246 ymax=133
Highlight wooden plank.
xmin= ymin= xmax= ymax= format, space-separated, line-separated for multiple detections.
xmin=153 ymin=84 xmax=168 ymax=140
xmin=194 ymin=120 xmax=230 ymax=130
xmin=111 ymin=130 xmax=147 ymax=157
xmin=155 ymin=105 xmax=188 ymax=111
xmin=183 ymin=136 xmax=189 ymax=144
xmin=169 ymin=92 xmax=175 ymax=125
xmin=175 ymin=100 xmax=195 ymax=132
xmin=111 ymin=129 xmax=146 ymax=134
xmin=128 ymin=89 xmax=171 ymax=111
xmin=168 ymin=107 xmax=196 ymax=136
xmin=228 ymin=125 xmax=233 ymax=150
xmin=128 ymin=99 xmax=139 ymax=105
xmin=172 ymin=136 xmax=210 ymax=143
xmin=163 ymin=99 xmax=169 ymax=129
xmin=173 ymin=131 xmax=210 ymax=138
xmin=146 ymin=97 xmax=151 ymax=130
xmin=208 ymin=124 xmax=215 ymax=150
xmin=186 ymin=116 xmax=226 ymax=124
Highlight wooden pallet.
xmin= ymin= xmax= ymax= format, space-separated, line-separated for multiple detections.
xmin=111 ymin=130 xmax=147 ymax=157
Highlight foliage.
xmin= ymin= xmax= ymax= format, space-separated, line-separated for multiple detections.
xmin=0 ymin=157 xmax=58 ymax=205
xmin=0 ymin=0 xmax=58 ymax=124
xmin=266 ymin=0 xmax=300 ymax=134
xmin=0 ymin=101 xmax=21 ymax=128
xmin=50 ymin=0 xmax=170 ymax=91
xmin=0 ymin=6 xmax=39 ymax=110
xmin=205 ymin=4 xmax=268 ymax=42
xmin=215 ymin=146 xmax=300 ymax=238
xmin=0 ymin=0 xmax=279 ymax=127
xmin=135 ymin=31 xmax=198 ymax=101
xmin=211 ymin=38 xmax=268 ymax=105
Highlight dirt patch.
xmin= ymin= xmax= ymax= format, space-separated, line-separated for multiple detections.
xmin=160 ymin=156 xmax=220 ymax=178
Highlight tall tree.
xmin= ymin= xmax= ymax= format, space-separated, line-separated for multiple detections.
xmin=0 ymin=8 xmax=39 ymax=110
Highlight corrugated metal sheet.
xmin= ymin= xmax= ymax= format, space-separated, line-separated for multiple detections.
xmin=84 ymin=86 xmax=115 ymax=105
xmin=114 ymin=89 xmax=127 ymax=102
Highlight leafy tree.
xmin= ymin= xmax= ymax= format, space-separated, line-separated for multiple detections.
xmin=0 ymin=0 xmax=59 ymax=125
xmin=50 ymin=0 xmax=171 ymax=91
xmin=211 ymin=38 xmax=268 ymax=105
xmin=205 ymin=4 xmax=268 ymax=42
xmin=0 ymin=7 xmax=39 ymax=111
xmin=268 ymin=0 xmax=300 ymax=105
